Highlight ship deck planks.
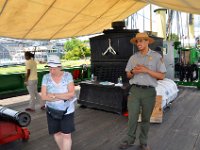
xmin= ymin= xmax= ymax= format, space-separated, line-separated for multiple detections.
xmin=1 ymin=86 xmax=200 ymax=150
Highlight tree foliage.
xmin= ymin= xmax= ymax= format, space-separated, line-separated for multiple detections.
xmin=63 ymin=38 xmax=91 ymax=60
xmin=168 ymin=33 xmax=179 ymax=41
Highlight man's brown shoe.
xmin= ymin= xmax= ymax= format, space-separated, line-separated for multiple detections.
xmin=140 ymin=144 xmax=151 ymax=150
xmin=40 ymin=105 xmax=45 ymax=110
xmin=119 ymin=141 xmax=134 ymax=149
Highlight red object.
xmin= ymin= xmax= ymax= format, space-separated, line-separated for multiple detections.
xmin=123 ymin=111 xmax=128 ymax=117
xmin=0 ymin=120 xmax=30 ymax=144
xmin=73 ymin=69 xmax=80 ymax=80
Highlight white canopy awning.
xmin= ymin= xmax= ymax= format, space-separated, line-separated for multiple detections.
xmin=0 ymin=0 xmax=199 ymax=40
xmin=149 ymin=0 xmax=200 ymax=15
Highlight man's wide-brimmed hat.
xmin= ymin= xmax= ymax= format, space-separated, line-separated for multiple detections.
xmin=130 ymin=32 xmax=154 ymax=44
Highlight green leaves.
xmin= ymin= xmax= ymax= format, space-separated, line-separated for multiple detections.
xmin=64 ymin=38 xmax=91 ymax=60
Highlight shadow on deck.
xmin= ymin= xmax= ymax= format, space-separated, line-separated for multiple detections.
xmin=1 ymin=86 xmax=200 ymax=150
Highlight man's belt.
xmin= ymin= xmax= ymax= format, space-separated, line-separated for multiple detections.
xmin=132 ymin=84 xmax=154 ymax=89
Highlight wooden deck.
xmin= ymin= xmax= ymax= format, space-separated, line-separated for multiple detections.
xmin=1 ymin=86 xmax=200 ymax=150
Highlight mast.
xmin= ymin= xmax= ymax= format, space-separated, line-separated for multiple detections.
xmin=188 ymin=14 xmax=194 ymax=46
xmin=143 ymin=8 xmax=145 ymax=31
xmin=154 ymin=8 xmax=167 ymax=39
xmin=150 ymin=4 xmax=152 ymax=32
xmin=166 ymin=10 xmax=174 ymax=40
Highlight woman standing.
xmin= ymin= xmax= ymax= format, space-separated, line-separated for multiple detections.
xmin=24 ymin=51 xmax=44 ymax=112
xmin=41 ymin=55 xmax=76 ymax=150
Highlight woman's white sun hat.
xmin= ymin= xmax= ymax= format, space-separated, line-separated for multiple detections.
xmin=46 ymin=55 xmax=62 ymax=67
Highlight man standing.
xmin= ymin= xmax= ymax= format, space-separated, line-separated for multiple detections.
xmin=24 ymin=51 xmax=45 ymax=112
xmin=119 ymin=33 xmax=166 ymax=150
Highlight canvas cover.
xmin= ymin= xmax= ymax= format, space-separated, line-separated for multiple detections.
xmin=0 ymin=0 xmax=199 ymax=40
